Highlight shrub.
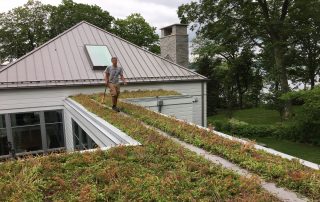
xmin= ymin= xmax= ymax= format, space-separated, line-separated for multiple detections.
xmin=281 ymin=86 xmax=320 ymax=143
xmin=212 ymin=119 xmax=298 ymax=140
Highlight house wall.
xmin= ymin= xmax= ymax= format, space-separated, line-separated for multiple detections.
xmin=0 ymin=81 xmax=207 ymax=126
xmin=125 ymin=96 xmax=196 ymax=123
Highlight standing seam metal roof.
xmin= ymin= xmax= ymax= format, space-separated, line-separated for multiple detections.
xmin=0 ymin=21 xmax=207 ymax=89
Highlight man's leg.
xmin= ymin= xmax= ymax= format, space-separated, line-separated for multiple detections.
xmin=114 ymin=84 xmax=120 ymax=109
xmin=109 ymin=84 xmax=119 ymax=111
xmin=112 ymin=96 xmax=117 ymax=107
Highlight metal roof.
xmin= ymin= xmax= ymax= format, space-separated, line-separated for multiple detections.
xmin=0 ymin=21 xmax=206 ymax=89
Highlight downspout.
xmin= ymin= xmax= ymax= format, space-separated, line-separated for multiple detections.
xmin=201 ymin=82 xmax=204 ymax=127
xmin=156 ymin=96 xmax=164 ymax=113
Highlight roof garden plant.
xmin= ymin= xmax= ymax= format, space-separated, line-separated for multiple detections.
xmin=90 ymin=90 xmax=320 ymax=200
xmin=0 ymin=94 xmax=277 ymax=201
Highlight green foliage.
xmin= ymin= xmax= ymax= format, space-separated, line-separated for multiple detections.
xmin=120 ymin=89 xmax=180 ymax=99
xmin=287 ymin=0 xmax=320 ymax=89
xmin=0 ymin=1 xmax=161 ymax=62
xmin=281 ymin=86 xmax=320 ymax=143
xmin=254 ymin=137 xmax=320 ymax=164
xmin=0 ymin=92 xmax=278 ymax=201
xmin=0 ymin=0 xmax=52 ymax=61
xmin=113 ymin=13 xmax=160 ymax=54
xmin=178 ymin=0 xmax=320 ymax=116
xmin=48 ymin=0 xmax=113 ymax=38
xmin=212 ymin=119 xmax=298 ymax=140
xmin=92 ymin=90 xmax=320 ymax=200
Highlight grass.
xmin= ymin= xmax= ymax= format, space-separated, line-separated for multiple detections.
xmin=91 ymin=90 xmax=320 ymax=200
xmin=208 ymin=107 xmax=303 ymax=126
xmin=208 ymin=108 xmax=282 ymax=126
xmin=254 ymin=137 xmax=320 ymax=164
xmin=208 ymin=107 xmax=320 ymax=164
xmin=0 ymin=93 xmax=277 ymax=201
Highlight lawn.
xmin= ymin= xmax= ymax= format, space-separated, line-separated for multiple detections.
xmin=208 ymin=107 xmax=303 ymax=126
xmin=208 ymin=108 xmax=280 ymax=126
xmin=254 ymin=137 xmax=320 ymax=164
xmin=0 ymin=93 xmax=277 ymax=201
xmin=208 ymin=107 xmax=320 ymax=164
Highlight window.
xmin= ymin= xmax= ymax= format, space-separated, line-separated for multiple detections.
xmin=45 ymin=111 xmax=64 ymax=149
xmin=85 ymin=45 xmax=112 ymax=70
xmin=0 ymin=115 xmax=9 ymax=156
xmin=72 ymin=119 xmax=97 ymax=151
xmin=0 ymin=110 xmax=65 ymax=158
xmin=11 ymin=112 xmax=42 ymax=153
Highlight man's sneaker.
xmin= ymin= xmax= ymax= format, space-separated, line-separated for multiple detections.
xmin=112 ymin=106 xmax=120 ymax=112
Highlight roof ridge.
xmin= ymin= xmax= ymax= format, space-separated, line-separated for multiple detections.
xmin=0 ymin=21 xmax=87 ymax=74
xmin=81 ymin=21 xmax=207 ymax=80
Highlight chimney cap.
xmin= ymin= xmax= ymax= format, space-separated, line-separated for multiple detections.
xmin=160 ymin=24 xmax=188 ymax=30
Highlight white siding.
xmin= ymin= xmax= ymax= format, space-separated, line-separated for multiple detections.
xmin=127 ymin=96 xmax=195 ymax=123
xmin=124 ymin=82 xmax=206 ymax=126
xmin=0 ymin=81 xmax=207 ymax=126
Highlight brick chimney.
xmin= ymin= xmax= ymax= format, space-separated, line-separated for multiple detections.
xmin=160 ymin=24 xmax=189 ymax=67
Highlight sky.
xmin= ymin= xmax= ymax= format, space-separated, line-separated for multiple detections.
xmin=0 ymin=0 xmax=194 ymax=36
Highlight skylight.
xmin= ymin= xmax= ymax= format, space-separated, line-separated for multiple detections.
xmin=85 ymin=45 xmax=112 ymax=70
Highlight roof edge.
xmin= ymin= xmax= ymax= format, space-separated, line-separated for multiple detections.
xmin=0 ymin=79 xmax=209 ymax=90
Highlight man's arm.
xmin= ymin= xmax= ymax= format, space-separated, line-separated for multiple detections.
xmin=104 ymin=70 xmax=110 ymax=86
xmin=120 ymin=74 xmax=127 ymax=85
xmin=120 ymin=68 xmax=127 ymax=85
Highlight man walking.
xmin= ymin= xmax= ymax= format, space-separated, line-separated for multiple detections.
xmin=104 ymin=57 xmax=127 ymax=112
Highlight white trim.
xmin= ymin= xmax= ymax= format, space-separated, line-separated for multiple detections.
xmin=0 ymin=106 xmax=64 ymax=114
xmin=64 ymin=98 xmax=141 ymax=147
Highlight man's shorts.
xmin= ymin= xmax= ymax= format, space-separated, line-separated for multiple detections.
xmin=108 ymin=83 xmax=120 ymax=97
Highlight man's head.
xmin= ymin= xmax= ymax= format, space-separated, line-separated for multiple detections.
xmin=111 ymin=57 xmax=117 ymax=66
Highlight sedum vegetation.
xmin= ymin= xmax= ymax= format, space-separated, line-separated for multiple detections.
xmin=90 ymin=90 xmax=320 ymax=200
xmin=0 ymin=93 xmax=277 ymax=201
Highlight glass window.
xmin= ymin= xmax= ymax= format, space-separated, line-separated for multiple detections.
xmin=11 ymin=112 xmax=40 ymax=127
xmin=45 ymin=110 xmax=64 ymax=149
xmin=72 ymin=120 xmax=97 ymax=151
xmin=45 ymin=111 xmax=62 ymax=123
xmin=46 ymin=123 xmax=64 ymax=149
xmin=10 ymin=112 xmax=42 ymax=153
xmin=0 ymin=114 xmax=9 ymax=155
xmin=85 ymin=45 xmax=112 ymax=70
xmin=12 ymin=125 xmax=42 ymax=153
xmin=0 ymin=115 xmax=5 ymax=128
xmin=0 ymin=129 xmax=9 ymax=156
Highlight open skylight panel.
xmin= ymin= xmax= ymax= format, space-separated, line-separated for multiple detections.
xmin=85 ymin=45 xmax=112 ymax=70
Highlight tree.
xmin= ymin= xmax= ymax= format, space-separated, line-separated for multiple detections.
xmin=288 ymin=0 xmax=320 ymax=89
xmin=181 ymin=1 xmax=262 ymax=110
xmin=178 ymin=0 xmax=320 ymax=118
xmin=113 ymin=13 xmax=160 ymax=54
xmin=0 ymin=0 xmax=52 ymax=61
xmin=48 ymin=0 xmax=113 ymax=38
